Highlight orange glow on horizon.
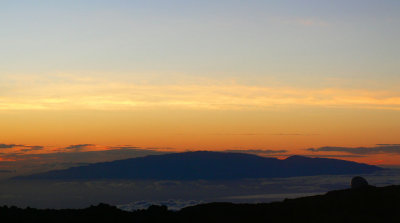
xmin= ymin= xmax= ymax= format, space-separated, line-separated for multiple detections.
xmin=1 ymin=76 xmax=399 ymax=166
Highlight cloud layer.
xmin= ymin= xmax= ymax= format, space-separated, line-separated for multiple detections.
xmin=0 ymin=144 xmax=23 ymax=149
xmin=63 ymin=144 xmax=95 ymax=151
xmin=0 ymin=144 xmax=43 ymax=151
xmin=223 ymin=149 xmax=288 ymax=155
xmin=308 ymin=145 xmax=400 ymax=155
xmin=1 ymin=75 xmax=400 ymax=111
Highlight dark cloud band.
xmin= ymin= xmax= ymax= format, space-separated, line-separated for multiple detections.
xmin=307 ymin=145 xmax=400 ymax=155
xmin=63 ymin=144 xmax=95 ymax=150
xmin=224 ymin=149 xmax=288 ymax=155
xmin=0 ymin=144 xmax=43 ymax=151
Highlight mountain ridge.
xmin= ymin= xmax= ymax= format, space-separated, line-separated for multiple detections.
xmin=15 ymin=151 xmax=382 ymax=180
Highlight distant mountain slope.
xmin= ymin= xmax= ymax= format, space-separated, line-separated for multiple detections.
xmin=15 ymin=151 xmax=382 ymax=180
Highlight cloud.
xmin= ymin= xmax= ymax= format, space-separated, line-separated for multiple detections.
xmin=294 ymin=18 xmax=328 ymax=27
xmin=1 ymin=74 xmax=400 ymax=111
xmin=210 ymin=133 xmax=262 ymax=136
xmin=0 ymin=144 xmax=43 ymax=151
xmin=146 ymin=147 xmax=177 ymax=151
xmin=108 ymin=146 xmax=141 ymax=150
xmin=307 ymin=145 xmax=400 ymax=155
xmin=271 ymin=133 xmax=319 ymax=136
xmin=271 ymin=16 xmax=329 ymax=27
xmin=223 ymin=149 xmax=288 ymax=155
xmin=63 ymin=144 xmax=95 ymax=150
xmin=247 ymin=153 xmax=365 ymax=158
xmin=20 ymin=146 xmax=44 ymax=152
xmin=0 ymin=144 xmax=23 ymax=149
xmin=210 ymin=133 xmax=318 ymax=136
xmin=299 ymin=154 xmax=365 ymax=158
xmin=118 ymin=200 xmax=203 ymax=211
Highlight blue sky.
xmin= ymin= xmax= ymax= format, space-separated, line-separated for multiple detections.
xmin=1 ymin=0 xmax=399 ymax=88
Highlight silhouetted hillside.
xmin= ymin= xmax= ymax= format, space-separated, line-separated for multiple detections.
xmin=1 ymin=185 xmax=400 ymax=222
xmin=15 ymin=151 xmax=382 ymax=180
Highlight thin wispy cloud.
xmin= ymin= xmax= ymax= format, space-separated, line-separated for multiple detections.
xmin=107 ymin=146 xmax=141 ymax=150
xmin=298 ymin=154 xmax=365 ymax=158
xmin=0 ymin=144 xmax=23 ymax=149
xmin=307 ymin=145 xmax=400 ymax=155
xmin=1 ymin=75 xmax=400 ymax=111
xmin=271 ymin=133 xmax=320 ymax=136
xmin=224 ymin=149 xmax=288 ymax=155
xmin=20 ymin=146 xmax=44 ymax=152
xmin=209 ymin=133 xmax=318 ymax=136
xmin=210 ymin=133 xmax=263 ymax=136
xmin=0 ymin=144 xmax=43 ymax=151
xmin=272 ymin=17 xmax=329 ymax=27
xmin=62 ymin=144 xmax=95 ymax=151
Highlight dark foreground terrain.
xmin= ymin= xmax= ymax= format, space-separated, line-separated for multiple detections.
xmin=1 ymin=185 xmax=400 ymax=223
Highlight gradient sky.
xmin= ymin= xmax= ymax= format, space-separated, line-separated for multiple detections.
xmin=1 ymin=0 xmax=400 ymax=166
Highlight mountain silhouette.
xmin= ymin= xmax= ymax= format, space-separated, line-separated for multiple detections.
xmin=15 ymin=151 xmax=382 ymax=180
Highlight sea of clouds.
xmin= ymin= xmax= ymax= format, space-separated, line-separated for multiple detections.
xmin=1 ymin=168 xmax=399 ymax=210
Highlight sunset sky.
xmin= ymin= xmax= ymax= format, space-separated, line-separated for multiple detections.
xmin=1 ymin=0 xmax=400 ymax=166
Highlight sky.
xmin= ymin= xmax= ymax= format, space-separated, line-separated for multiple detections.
xmin=0 ymin=0 xmax=400 ymax=167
